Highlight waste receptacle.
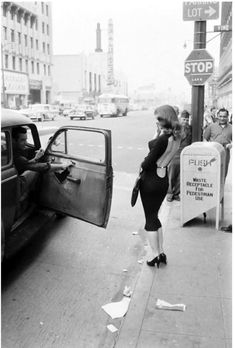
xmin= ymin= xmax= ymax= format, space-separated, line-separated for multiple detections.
xmin=180 ymin=142 xmax=225 ymax=229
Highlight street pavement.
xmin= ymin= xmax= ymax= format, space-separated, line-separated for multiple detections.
xmin=115 ymin=160 xmax=232 ymax=348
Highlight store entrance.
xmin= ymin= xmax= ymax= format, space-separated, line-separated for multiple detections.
xmin=30 ymin=89 xmax=41 ymax=104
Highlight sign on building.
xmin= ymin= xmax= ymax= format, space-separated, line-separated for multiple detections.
xmin=183 ymin=2 xmax=219 ymax=21
xmin=184 ymin=49 xmax=214 ymax=86
xmin=4 ymin=71 xmax=29 ymax=95
xmin=181 ymin=142 xmax=226 ymax=229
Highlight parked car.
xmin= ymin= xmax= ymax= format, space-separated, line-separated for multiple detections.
xmin=69 ymin=108 xmax=87 ymax=120
xmin=30 ymin=104 xmax=59 ymax=121
xmin=1 ymin=108 xmax=113 ymax=260
xmin=17 ymin=108 xmax=43 ymax=122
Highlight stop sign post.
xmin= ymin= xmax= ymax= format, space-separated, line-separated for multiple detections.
xmin=184 ymin=49 xmax=214 ymax=86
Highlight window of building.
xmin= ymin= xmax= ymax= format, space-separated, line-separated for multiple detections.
xmin=35 ymin=19 xmax=38 ymax=30
xmin=25 ymin=59 xmax=28 ymax=72
xmin=37 ymin=62 xmax=40 ymax=74
xmin=42 ymin=42 xmax=45 ymax=53
xmin=24 ymin=34 xmax=27 ymax=46
xmin=47 ymin=24 xmax=49 ymax=35
xmin=31 ymin=61 xmax=34 ymax=74
xmin=36 ymin=39 xmax=39 ymax=50
xmin=42 ymin=22 xmax=45 ymax=33
xmin=5 ymin=55 xmax=8 ymax=69
xmin=19 ymin=58 xmax=22 ymax=72
xmin=89 ymin=72 xmax=92 ymax=92
xmin=44 ymin=64 xmax=46 ymax=75
xmin=11 ymin=29 xmax=15 ymax=42
xmin=3 ymin=27 xmax=7 ymax=40
xmin=47 ymin=44 xmax=50 ymax=54
xmin=30 ymin=17 xmax=34 ymax=28
xmin=17 ymin=11 xmax=21 ymax=23
xmin=3 ymin=5 xmax=7 ymax=17
xmin=48 ymin=65 xmax=50 ymax=76
xmin=41 ymin=2 xmax=44 ymax=14
xmin=18 ymin=32 xmax=21 ymax=44
xmin=10 ymin=8 xmax=15 ymax=20
xmin=12 ymin=56 xmax=16 ymax=70
xmin=46 ymin=4 xmax=49 ymax=16
xmin=30 ymin=37 xmax=33 ymax=49
xmin=24 ymin=14 xmax=28 ymax=25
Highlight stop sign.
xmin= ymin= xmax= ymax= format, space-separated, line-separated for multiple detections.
xmin=184 ymin=49 xmax=214 ymax=86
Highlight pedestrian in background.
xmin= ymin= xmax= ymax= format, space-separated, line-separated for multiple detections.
xmin=203 ymin=107 xmax=232 ymax=179
xmin=167 ymin=110 xmax=192 ymax=202
xmin=139 ymin=105 xmax=181 ymax=268
xmin=203 ymin=106 xmax=217 ymax=129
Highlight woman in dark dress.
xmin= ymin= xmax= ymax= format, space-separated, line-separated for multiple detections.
xmin=139 ymin=105 xmax=181 ymax=268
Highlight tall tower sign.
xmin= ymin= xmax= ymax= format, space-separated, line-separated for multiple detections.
xmin=107 ymin=19 xmax=114 ymax=86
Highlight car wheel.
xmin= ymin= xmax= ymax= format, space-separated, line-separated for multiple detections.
xmin=100 ymin=114 xmax=103 ymax=118
xmin=70 ymin=117 xmax=73 ymax=120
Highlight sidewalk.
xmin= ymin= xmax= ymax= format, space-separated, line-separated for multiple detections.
xmin=115 ymin=164 xmax=232 ymax=348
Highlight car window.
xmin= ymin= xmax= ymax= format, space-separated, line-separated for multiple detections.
xmin=1 ymin=131 xmax=10 ymax=167
xmin=49 ymin=129 xmax=105 ymax=163
xmin=24 ymin=126 xmax=35 ymax=147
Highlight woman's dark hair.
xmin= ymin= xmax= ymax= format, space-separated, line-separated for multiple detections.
xmin=154 ymin=105 xmax=181 ymax=138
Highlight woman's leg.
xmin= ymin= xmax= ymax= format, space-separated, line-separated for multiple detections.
xmin=147 ymin=231 xmax=160 ymax=259
xmin=157 ymin=227 xmax=164 ymax=254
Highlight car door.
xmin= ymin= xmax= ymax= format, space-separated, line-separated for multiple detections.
xmin=38 ymin=126 xmax=113 ymax=228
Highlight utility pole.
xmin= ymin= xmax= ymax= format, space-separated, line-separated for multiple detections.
xmin=191 ymin=21 xmax=206 ymax=142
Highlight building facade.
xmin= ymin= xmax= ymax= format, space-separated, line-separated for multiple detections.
xmin=216 ymin=2 xmax=232 ymax=112
xmin=1 ymin=1 xmax=53 ymax=108
xmin=53 ymin=51 xmax=128 ymax=105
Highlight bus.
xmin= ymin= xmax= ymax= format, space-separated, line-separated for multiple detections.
xmin=97 ymin=94 xmax=129 ymax=117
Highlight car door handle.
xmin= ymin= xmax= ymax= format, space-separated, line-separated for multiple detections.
xmin=67 ymin=176 xmax=81 ymax=184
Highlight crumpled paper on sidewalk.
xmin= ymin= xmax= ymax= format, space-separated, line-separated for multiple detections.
xmin=123 ymin=286 xmax=132 ymax=297
xmin=156 ymin=299 xmax=186 ymax=311
xmin=102 ymin=297 xmax=131 ymax=319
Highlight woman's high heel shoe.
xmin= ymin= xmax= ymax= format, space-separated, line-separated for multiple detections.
xmin=159 ymin=253 xmax=167 ymax=265
xmin=146 ymin=255 xmax=161 ymax=268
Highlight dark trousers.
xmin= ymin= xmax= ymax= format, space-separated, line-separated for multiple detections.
xmin=167 ymin=157 xmax=180 ymax=197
